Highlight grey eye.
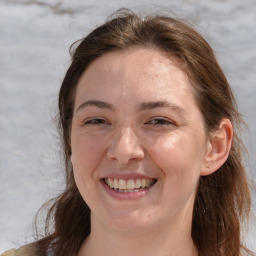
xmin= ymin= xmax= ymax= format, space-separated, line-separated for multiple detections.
xmin=84 ymin=118 xmax=109 ymax=125
xmin=147 ymin=118 xmax=173 ymax=125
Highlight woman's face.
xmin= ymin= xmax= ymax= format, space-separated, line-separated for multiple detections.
xmin=71 ymin=48 xmax=211 ymax=234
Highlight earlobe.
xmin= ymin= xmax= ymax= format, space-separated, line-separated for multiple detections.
xmin=201 ymin=119 xmax=233 ymax=176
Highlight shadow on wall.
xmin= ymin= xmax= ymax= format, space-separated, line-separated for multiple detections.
xmin=2 ymin=0 xmax=75 ymax=15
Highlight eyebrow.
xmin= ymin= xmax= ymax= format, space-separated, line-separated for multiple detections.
xmin=76 ymin=100 xmax=115 ymax=113
xmin=76 ymin=99 xmax=186 ymax=117
xmin=138 ymin=101 xmax=187 ymax=116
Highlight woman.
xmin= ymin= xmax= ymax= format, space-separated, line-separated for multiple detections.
xmin=2 ymin=9 xmax=254 ymax=256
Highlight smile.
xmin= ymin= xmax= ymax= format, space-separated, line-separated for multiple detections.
xmin=103 ymin=178 xmax=157 ymax=192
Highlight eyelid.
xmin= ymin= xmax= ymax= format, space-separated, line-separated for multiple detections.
xmin=83 ymin=117 xmax=110 ymax=125
xmin=145 ymin=117 xmax=175 ymax=125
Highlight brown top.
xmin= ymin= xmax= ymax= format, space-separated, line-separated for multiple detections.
xmin=1 ymin=244 xmax=38 ymax=256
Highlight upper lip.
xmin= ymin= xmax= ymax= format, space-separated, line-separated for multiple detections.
xmin=100 ymin=173 xmax=157 ymax=180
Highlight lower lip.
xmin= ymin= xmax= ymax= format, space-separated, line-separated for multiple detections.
xmin=101 ymin=180 xmax=156 ymax=200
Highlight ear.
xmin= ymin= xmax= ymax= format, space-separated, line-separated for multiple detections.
xmin=201 ymin=119 xmax=233 ymax=176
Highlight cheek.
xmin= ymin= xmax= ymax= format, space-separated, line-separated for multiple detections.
xmin=148 ymin=133 xmax=204 ymax=183
xmin=148 ymin=135 xmax=203 ymax=213
xmin=72 ymin=134 xmax=105 ymax=169
xmin=71 ymin=134 xmax=107 ymax=192
xmin=71 ymin=134 xmax=107 ymax=206
xmin=148 ymin=134 xmax=186 ymax=167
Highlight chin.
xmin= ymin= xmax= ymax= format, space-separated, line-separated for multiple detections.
xmin=103 ymin=208 xmax=155 ymax=234
xmin=109 ymin=220 xmax=152 ymax=235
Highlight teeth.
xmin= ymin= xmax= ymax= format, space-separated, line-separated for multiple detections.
xmin=135 ymin=179 xmax=141 ymax=188
xmin=146 ymin=179 xmax=151 ymax=187
xmin=107 ymin=178 xmax=114 ymax=188
xmin=141 ymin=179 xmax=146 ymax=188
xmin=127 ymin=179 xmax=135 ymax=190
xmin=119 ymin=179 xmax=126 ymax=189
xmin=113 ymin=178 xmax=118 ymax=189
xmin=104 ymin=178 xmax=155 ymax=191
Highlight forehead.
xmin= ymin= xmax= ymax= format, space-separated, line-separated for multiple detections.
xmin=74 ymin=48 xmax=206 ymax=128
xmin=76 ymin=48 xmax=192 ymax=100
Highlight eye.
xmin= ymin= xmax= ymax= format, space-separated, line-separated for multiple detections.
xmin=84 ymin=118 xmax=110 ymax=125
xmin=145 ymin=117 xmax=174 ymax=126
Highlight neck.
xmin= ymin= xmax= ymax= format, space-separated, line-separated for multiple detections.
xmin=78 ymin=213 xmax=198 ymax=256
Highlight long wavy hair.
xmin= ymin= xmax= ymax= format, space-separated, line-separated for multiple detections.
xmin=35 ymin=9 xmax=254 ymax=256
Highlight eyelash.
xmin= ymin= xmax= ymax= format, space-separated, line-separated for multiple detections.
xmin=84 ymin=118 xmax=109 ymax=125
xmin=145 ymin=118 xmax=174 ymax=126
xmin=83 ymin=117 xmax=174 ymax=127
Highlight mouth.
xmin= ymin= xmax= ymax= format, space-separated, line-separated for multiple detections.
xmin=102 ymin=178 xmax=158 ymax=193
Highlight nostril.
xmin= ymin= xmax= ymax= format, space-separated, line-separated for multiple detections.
xmin=106 ymin=133 xmax=144 ymax=163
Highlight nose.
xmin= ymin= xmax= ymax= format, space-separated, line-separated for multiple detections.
xmin=107 ymin=127 xmax=144 ymax=164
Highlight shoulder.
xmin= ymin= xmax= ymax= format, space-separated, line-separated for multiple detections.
xmin=1 ymin=243 xmax=38 ymax=256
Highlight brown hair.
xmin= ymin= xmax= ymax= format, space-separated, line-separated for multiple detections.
xmin=36 ymin=9 xmax=254 ymax=256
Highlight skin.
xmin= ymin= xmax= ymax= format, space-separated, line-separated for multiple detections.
xmin=70 ymin=48 xmax=232 ymax=256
